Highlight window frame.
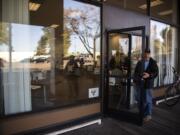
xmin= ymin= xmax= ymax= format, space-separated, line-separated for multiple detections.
xmin=0 ymin=0 xmax=103 ymax=118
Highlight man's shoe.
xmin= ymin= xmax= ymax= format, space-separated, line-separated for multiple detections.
xmin=143 ymin=115 xmax=152 ymax=123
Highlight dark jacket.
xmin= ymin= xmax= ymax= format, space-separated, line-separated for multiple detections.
xmin=109 ymin=56 xmax=122 ymax=70
xmin=133 ymin=58 xmax=158 ymax=89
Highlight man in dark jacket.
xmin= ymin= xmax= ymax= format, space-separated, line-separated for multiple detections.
xmin=134 ymin=49 xmax=158 ymax=122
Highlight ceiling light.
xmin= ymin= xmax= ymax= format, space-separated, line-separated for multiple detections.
xmin=159 ymin=10 xmax=173 ymax=16
xmin=29 ymin=2 xmax=41 ymax=11
xmin=139 ymin=0 xmax=163 ymax=10
xmin=50 ymin=24 xmax=59 ymax=28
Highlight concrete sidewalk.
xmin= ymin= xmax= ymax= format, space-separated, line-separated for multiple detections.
xmin=61 ymin=102 xmax=180 ymax=135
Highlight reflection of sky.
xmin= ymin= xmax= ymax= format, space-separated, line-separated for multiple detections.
xmin=119 ymin=38 xmax=129 ymax=55
xmin=64 ymin=0 xmax=100 ymax=55
xmin=151 ymin=20 xmax=168 ymax=33
xmin=11 ymin=23 xmax=43 ymax=52
xmin=0 ymin=23 xmax=44 ymax=62
xmin=151 ymin=20 xmax=170 ymax=42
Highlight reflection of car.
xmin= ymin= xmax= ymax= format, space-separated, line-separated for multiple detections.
xmin=34 ymin=57 xmax=47 ymax=63
xmin=31 ymin=55 xmax=50 ymax=63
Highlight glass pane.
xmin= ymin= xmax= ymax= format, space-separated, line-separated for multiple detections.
xmin=131 ymin=36 xmax=142 ymax=75
xmin=0 ymin=22 xmax=10 ymax=116
xmin=131 ymin=36 xmax=142 ymax=107
xmin=108 ymin=33 xmax=129 ymax=110
xmin=150 ymin=0 xmax=178 ymax=24
xmin=0 ymin=0 xmax=101 ymax=116
xmin=108 ymin=33 xmax=143 ymax=115
xmin=0 ymin=23 xmax=55 ymax=115
xmin=150 ymin=20 xmax=178 ymax=87
xmin=105 ymin=0 xmax=147 ymax=14
xmin=63 ymin=0 xmax=101 ymax=101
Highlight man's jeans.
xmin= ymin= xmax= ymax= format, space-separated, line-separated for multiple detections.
xmin=135 ymin=86 xmax=153 ymax=117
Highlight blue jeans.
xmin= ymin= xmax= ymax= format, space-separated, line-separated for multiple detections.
xmin=135 ymin=86 xmax=153 ymax=117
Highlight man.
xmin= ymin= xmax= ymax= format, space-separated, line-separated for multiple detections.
xmin=134 ymin=49 xmax=158 ymax=122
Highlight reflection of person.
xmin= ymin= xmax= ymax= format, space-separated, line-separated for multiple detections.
xmin=110 ymin=51 xmax=121 ymax=69
xmin=65 ymin=55 xmax=79 ymax=98
xmin=134 ymin=49 xmax=158 ymax=122
xmin=109 ymin=51 xmax=125 ymax=76
xmin=79 ymin=57 xmax=84 ymax=69
xmin=0 ymin=58 xmax=4 ymax=69
xmin=95 ymin=55 xmax=100 ymax=68
xmin=0 ymin=58 xmax=4 ymax=116
xmin=109 ymin=51 xmax=126 ymax=106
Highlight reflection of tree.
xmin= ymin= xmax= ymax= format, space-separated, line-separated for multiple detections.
xmin=154 ymin=39 xmax=164 ymax=54
xmin=63 ymin=27 xmax=71 ymax=56
xmin=35 ymin=28 xmax=51 ymax=56
xmin=161 ymin=27 xmax=172 ymax=54
xmin=161 ymin=27 xmax=174 ymax=84
xmin=0 ymin=23 xmax=9 ymax=45
xmin=64 ymin=7 xmax=100 ymax=58
xmin=151 ymin=24 xmax=164 ymax=86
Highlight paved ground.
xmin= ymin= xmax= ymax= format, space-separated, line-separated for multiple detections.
xmin=62 ymin=102 xmax=180 ymax=135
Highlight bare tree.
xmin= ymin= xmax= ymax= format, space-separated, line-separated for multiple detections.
xmin=64 ymin=6 xmax=100 ymax=58
xmin=63 ymin=27 xmax=71 ymax=56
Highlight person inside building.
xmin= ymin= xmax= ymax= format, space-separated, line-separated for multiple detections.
xmin=133 ymin=49 xmax=158 ymax=122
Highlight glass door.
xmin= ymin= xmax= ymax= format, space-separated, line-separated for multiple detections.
xmin=105 ymin=26 xmax=146 ymax=125
xmin=107 ymin=33 xmax=130 ymax=110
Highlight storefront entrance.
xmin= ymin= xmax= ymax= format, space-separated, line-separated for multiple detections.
xmin=104 ymin=26 xmax=146 ymax=125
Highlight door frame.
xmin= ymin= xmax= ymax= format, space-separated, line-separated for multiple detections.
xmin=103 ymin=26 xmax=146 ymax=125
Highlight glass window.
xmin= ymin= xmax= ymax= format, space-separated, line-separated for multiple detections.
xmin=0 ymin=0 xmax=101 ymax=116
xmin=150 ymin=0 xmax=178 ymax=24
xmin=131 ymin=35 xmax=142 ymax=75
xmin=105 ymin=0 xmax=147 ymax=14
xmin=150 ymin=20 xmax=178 ymax=87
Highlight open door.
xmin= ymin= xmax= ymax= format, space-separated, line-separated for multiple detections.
xmin=104 ymin=26 xmax=146 ymax=125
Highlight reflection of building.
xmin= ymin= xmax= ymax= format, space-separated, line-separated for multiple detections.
xmin=151 ymin=24 xmax=164 ymax=86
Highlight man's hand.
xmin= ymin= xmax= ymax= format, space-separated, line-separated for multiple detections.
xmin=143 ymin=72 xmax=150 ymax=79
